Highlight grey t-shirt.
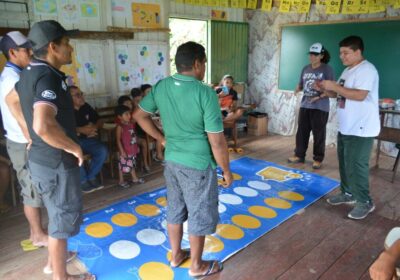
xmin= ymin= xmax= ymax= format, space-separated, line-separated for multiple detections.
xmin=298 ymin=63 xmax=335 ymax=112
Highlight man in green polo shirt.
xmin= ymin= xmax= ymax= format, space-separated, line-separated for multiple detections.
xmin=133 ymin=41 xmax=232 ymax=278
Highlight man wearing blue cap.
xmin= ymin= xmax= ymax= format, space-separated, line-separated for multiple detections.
xmin=0 ymin=31 xmax=49 ymax=247
xmin=6 ymin=21 xmax=95 ymax=280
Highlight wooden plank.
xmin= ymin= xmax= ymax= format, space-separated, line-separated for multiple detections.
xmin=319 ymin=216 xmax=396 ymax=280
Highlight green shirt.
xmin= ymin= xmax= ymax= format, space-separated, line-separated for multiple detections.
xmin=139 ymin=73 xmax=223 ymax=170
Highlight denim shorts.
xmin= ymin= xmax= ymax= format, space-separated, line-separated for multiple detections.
xmin=164 ymin=161 xmax=219 ymax=236
xmin=28 ymin=160 xmax=82 ymax=239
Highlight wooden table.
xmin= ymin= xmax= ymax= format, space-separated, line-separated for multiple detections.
xmin=375 ymin=109 xmax=400 ymax=182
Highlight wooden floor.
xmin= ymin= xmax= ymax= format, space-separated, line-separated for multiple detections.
xmin=0 ymin=133 xmax=399 ymax=280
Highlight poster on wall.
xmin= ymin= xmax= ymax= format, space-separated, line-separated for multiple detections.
xmin=33 ymin=0 xmax=58 ymax=15
xmin=80 ymin=0 xmax=99 ymax=17
xmin=59 ymin=0 xmax=80 ymax=24
xmin=74 ymin=42 xmax=107 ymax=94
xmin=111 ymin=0 xmax=131 ymax=18
xmin=131 ymin=3 xmax=161 ymax=28
xmin=115 ymin=42 xmax=168 ymax=92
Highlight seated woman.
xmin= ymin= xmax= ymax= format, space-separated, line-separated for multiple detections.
xmin=215 ymin=74 xmax=244 ymax=123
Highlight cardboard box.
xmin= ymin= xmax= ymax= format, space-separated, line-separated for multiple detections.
xmin=247 ymin=113 xmax=268 ymax=136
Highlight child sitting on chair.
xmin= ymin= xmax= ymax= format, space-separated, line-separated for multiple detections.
xmin=215 ymin=74 xmax=244 ymax=123
xmin=115 ymin=105 xmax=144 ymax=188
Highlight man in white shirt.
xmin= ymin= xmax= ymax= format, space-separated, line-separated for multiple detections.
xmin=317 ymin=36 xmax=380 ymax=220
xmin=0 ymin=31 xmax=48 ymax=245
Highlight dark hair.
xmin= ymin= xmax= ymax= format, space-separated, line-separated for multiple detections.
xmin=33 ymin=36 xmax=64 ymax=58
xmin=117 ymin=95 xmax=131 ymax=106
xmin=339 ymin=35 xmax=364 ymax=53
xmin=3 ymin=49 xmax=10 ymax=60
xmin=321 ymin=49 xmax=331 ymax=64
xmin=130 ymin=87 xmax=142 ymax=98
xmin=66 ymin=85 xmax=78 ymax=95
xmin=140 ymin=84 xmax=152 ymax=93
xmin=175 ymin=41 xmax=206 ymax=73
xmin=114 ymin=105 xmax=130 ymax=116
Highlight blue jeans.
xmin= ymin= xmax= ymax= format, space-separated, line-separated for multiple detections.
xmin=79 ymin=138 xmax=108 ymax=183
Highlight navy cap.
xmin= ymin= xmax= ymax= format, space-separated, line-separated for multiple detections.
xmin=28 ymin=20 xmax=79 ymax=51
xmin=0 ymin=31 xmax=32 ymax=55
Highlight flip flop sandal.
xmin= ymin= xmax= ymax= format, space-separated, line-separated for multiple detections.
xmin=189 ymin=260 xmax=223 ymax=278
xmin=169 ymin=249 xmax=191 ymax=268
xmin=228 ymin=148 xmax=235 ymax=153
xmin=131 ymin=178 xmax=145 ymax=184
xmin=71 ymin=274 xmax=96 ymax=280
xmin=235 ymin=148 xmax=244 ymax=154
xmin=118 ymin=182 xmax=131 ymax=188
xmin=20 ymin=239 xmax=41 ymax=252
xmin=43 ymin=251 xmax=78 ymax=274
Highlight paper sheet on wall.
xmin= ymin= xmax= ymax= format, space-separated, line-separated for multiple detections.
xmin=75 ymin=42 xmax=107 ymax=93
xmin=131 ymin=3 xmax=161 ymax=28
xmin=33 ymin=0 xmax=58 ymax=15
xmin=80 ymin=0 xmax=99 ymax=17
xmin=115 ymin=43 xmax=168 ymax=92
xmin=112 ymin=0 xmax=131 ymax=18
xmin=59 ymin=0 xmax=80 ymax=24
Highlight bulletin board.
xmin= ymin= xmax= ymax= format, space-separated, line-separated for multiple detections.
xmin=114 ymin=41 xmax=168 ymax=92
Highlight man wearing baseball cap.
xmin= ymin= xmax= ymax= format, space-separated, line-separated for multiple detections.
xmin=0 ymin=31 xmax=50 ymax=248
xmin=6 ymin=20 xmax=95 ymax=280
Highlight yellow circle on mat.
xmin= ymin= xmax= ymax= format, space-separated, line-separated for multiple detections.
xmin=264 ymin=198 xmax=292 ymax=209
xmin=85 ymin=222 xmax=113 ymax=238
xmin=135 ymin=204 xmax=160 ymax=217
xmin=232 ymin=215 xmax=261 ymax=229
xmin=233 ymin=173 xmax=242 ymax=180
xmin=203 ymin=235 xmax=224 ymax=253
xmin=287 ymin=173 xmax=302 ymax=179
xmin=218 ymin=178 xmax=225 ymax=185
xmin=278 ymin=191 xmax=304 ymax=201
xmin=139 ymin=262 xmax=174 ymax=280
xmin=166 ymin=251 xmax=191 ymax=268
xmin=111 ymin=213 xmax=137 ymax=227
xmin=249 ymin=206 xmax=277 ymax=219
xmin=216 ymin=224 xmax=244 ymax=240
xmin=156 ymin=197 xmax=167 ymax=207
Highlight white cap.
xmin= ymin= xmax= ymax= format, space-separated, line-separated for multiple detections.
xmin=309 ymin=43 xmax=324 ymax=54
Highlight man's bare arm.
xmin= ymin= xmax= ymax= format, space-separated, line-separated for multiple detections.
xmin=207 ymin=132 xmax=232 ymax=188
xmin=33 ymin=104 xmax=83 ymax=165
xmin=132 ymin=108 xmax=165 ymax=145
xmin=5 ymin=88 xmax=31 ymax=143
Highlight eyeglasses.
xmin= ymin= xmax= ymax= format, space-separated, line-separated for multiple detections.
xmin=72 ymin=92 xmax=84 ymax=98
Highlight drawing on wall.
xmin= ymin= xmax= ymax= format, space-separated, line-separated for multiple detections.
xmin=59 ymin=0 xmax=80 ymax=23
xmin=60 ymin=50 xmax=81 ymax=87
xmin=81 ymin=1 xmax=99 ymax=17
xmin=33 ymin=0 xmax=57 ymax=15
xmin=131 ymin=3 xmax=161 ymax=28
xmin=75 ymin=42 xmax=107 ymax=94
xmin=111 ymin=0 xmax=131 ymax=17
xmin=115 ymin=43 xmax=168 ymax=92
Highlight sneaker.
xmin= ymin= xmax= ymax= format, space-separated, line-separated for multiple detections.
xmin=88 ymin=178 xmax=104 ymax=191
xmin=348 ymin=201 xmax=375 ymax=220
xmin=287 ymin=156 xmax=305 ymax=163
xmin=312 ymin=161 xmax=322 ymax=169
xmin=326 ymin=193 xmax=356 ymax=205
xmin=81 ymin=181 xmax=97 ymax=194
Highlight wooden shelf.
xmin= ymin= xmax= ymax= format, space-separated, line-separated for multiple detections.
xmin=107 ymin=26 xmax=170 ymax=33
xmin=0 ymin=27 xmax=134 ymax=40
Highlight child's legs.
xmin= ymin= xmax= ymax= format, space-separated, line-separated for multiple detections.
xmin=138 ymin=137 xmax=149 ymax=168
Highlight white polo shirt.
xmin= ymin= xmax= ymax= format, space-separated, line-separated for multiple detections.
xmin=337 ymin=60 xmax=380 ymax=137
xmin=0 ymin=62 xmax=27 ymax=143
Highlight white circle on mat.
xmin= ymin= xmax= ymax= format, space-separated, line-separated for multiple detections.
xmin=248 ymin=181 xmax=271 ymax=190
xmin=234 ymin=187 xmax=259 ymax=197
xmin=161 ymin=219 xmax=167 ymax=230
xmin=109 ymin=240 xmax=140 ymax=260
xmin=218 ymin=203 xmax=227 ymax=213
xmin=136 ymin=229 xmax=166 ymax=246
xmin=219 ymin=194 xmax=243 ymax=205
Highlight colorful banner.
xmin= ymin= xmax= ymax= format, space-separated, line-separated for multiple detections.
xmin=211 ymin=9 xmax=228 ymax=20
xmin=68 ymin=157 xmax=338 ymax=280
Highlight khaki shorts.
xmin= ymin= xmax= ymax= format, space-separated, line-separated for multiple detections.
xmin=29 ymin=160 xmax=82 ymax=239
xmin=6 ymin=139 xmax=43 ymax=207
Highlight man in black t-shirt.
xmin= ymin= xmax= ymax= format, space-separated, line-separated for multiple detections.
xmin=7 ymin=20 xmax=95 ymax=280
xmin=69 ymin=85 xmax=107 ymax=193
